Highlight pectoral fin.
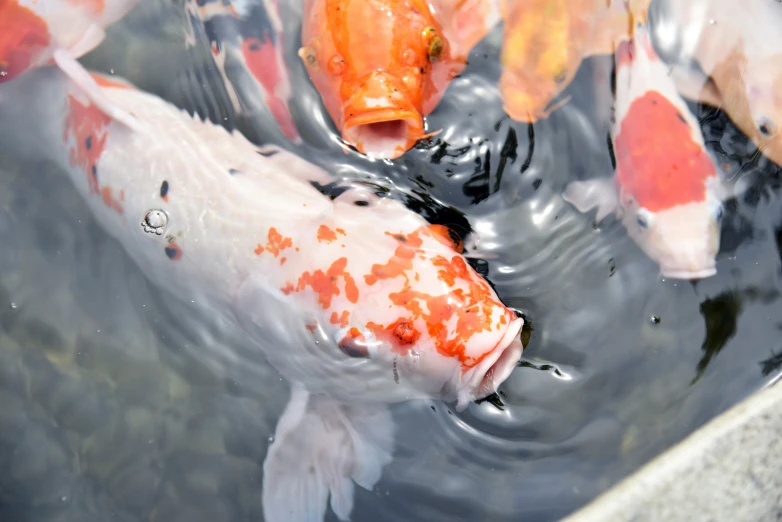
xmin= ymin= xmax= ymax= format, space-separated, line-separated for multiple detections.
xmin=262 ymin=385 xmax=395 ymax=522
xmin=66 ymin=24 xmax=107 ymax=58
xmin=52 ymin=49 xmax=143 ymax=132
xmin=562 ymin=178 xmax=619 ymax=223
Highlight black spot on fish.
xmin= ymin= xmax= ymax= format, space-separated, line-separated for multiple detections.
xmin=160 ymin=180 xmax=169 ymax=199
xmin=85 ymin=136 xmax=92 ymax=150
xmin=338 ymin=338 xmax=369 ymax=358
xmin=229 ymin=168 xmax=241 ymax=175
xmin=677 ymin=112 xmax=687 ymax=124
xmin=257 ymin=149 xmax=279 ymax=158
xmin=91 ymin=165 xmax=98 ymax=181
xmin=354 ymin=201 xmax=369 ymax=207
xmin=651 ymin=99 xmax=658 ymax=105
xmin=164 ymin=244 xmax=183 ymax=261
xmin=393 ymin=234 xmax=406 ymax=243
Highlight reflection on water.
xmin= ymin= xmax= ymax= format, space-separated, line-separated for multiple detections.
xmin=1 ymin=0 xmax=782 ymax=521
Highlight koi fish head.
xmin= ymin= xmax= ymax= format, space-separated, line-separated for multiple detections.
xmin=328 ymin=223 xmax=523 ymax=410
xmin=612 ymin=29 xmax=724 ymax=280
xmin=618 ymin=189 xmax=724 ymax=279
xmin=0 ymin=1 xmax=51 ymax=83
xmin=299 ymin=0 xmax=462 ymax=159
xmin=743 ymin=56 xmax=782 ymax=159
xmin=267 ymin=208 xmax=524 ymax=409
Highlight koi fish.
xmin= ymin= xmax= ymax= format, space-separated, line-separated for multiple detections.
xmin=563 ymin=24 xmax=730 ymax=280
xmin=182 ymin=0 xmax=301 ymax=142
xmin=0 ymin=0 xmax=141 ymax=83
xmin=498 ymin=0 xmax=650 ymax=123
xmin=298 ymin=0 xmax=502 ymax=159
xmin=655 ymin=0 xmax=782 ymax=166
xmin=0 ymin=63 xmax=524 ymax=521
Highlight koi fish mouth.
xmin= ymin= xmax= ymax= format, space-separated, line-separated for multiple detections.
xmin=342 ymin=109 xmax=423 ymax=160
xmin=660 ymin=267 xmax=717 ymax=280
xmin=455 ymin=317 xmax=524 ymax=412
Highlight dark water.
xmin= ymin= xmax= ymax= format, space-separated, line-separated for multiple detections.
xmin=1 ymin=0 xmax=782 ymax=521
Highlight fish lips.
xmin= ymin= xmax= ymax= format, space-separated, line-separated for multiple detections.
xmin=454 ymin=317 xmax=525 ymax=412
xmin=341 ymin=84 xmax=424 ymax=159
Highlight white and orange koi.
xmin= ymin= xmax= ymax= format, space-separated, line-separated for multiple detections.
xmin=0 ymin=63 xmax=523 ymax=521
xmin=183 ymin=0 xmax=301 ymax=142
xmin=563 ymin=24 xmax=731 ymax=279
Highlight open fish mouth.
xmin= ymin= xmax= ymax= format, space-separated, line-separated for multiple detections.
xmin=342 ymin=109 xmax=422 ymax=160
xmin=660 ymin=267 xmax=718 ymax=280
xmin=455 ymin=317 xmax=525 ymax=412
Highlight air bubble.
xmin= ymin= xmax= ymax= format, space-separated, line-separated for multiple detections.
xmin=141 ymin=209 xmax=168 ymax=235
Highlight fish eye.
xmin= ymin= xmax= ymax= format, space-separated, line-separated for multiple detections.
xmin=714 ymin=203 xmax=725 ymax=222
xmin=423 ymin=27 xmax=444 ymax=63
xmin=299 ymin=46 xmax=318 ymax=68
xmin=636 ymin=208 xmax=654 ymax=230
xmin=756 ymin=116 xmax=776 ymax=137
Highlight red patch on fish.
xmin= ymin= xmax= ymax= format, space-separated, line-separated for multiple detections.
xmin=241 ymin=36 xmax=299 ymax=141
xmin=0 ymin=1 xmax=51 ymax=83
xmin=613 ymin=91 xmax=716 ymax=212
xmin=63 ymin=94 xmax=127 ymax=215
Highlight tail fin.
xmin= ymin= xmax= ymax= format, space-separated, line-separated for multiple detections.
xmin=262 ymin=385 xmax=395 ymax=522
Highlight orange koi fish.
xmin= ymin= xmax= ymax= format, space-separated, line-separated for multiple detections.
xmin=498 ymin=0 xmax=650 ymax=123
xmin=298 ymin=0 xmax=502 ymax=159
xmin=563 ymin=25 xmax=731 ymax=279
xmin=658 ymin=0 xmax=782 ymax=166
xmin=0 ymin=0 xmax=141 ymax=83
xmin=0 ymin=61 xmax=523 ymax=521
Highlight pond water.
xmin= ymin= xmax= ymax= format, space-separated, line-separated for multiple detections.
xmin=1 ymin=1 xmax=781 ymax=521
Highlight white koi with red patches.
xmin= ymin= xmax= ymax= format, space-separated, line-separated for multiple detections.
xmin=0 ymin=64 xmax=523 ymax=522
xmin=563 ymin=24 xmax=731 ymax=280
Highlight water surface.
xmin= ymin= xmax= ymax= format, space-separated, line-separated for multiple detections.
xmin=1 ymin=1 xmax=781 ymax=521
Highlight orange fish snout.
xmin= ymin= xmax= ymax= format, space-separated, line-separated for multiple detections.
xmin=341 ymin=71 xmax=425 ymax=160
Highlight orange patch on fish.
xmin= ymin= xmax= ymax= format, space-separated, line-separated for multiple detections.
xmin=291 ymin=256 xmax=359 ymax=309
xmin=65 ymin=0 xmax=106 ymax=16
xmin=330 ymin=310 xmax=350 ymax=328
xmin=364 ymin=230 xmax=424 ymax=285
xmin=63 ymin=94 xmax=126 ymax=217
xmin=614 ymin=91 xmax=716 ymax=211
xmin=90 ymin=72 xmax=136 ymax=90
xmin=317 ymin=224 xmax=338 ymax=242
xmin=100 ymin=186 xmax=124 ymax=215
xmin=255 ymin=227 xmax=293 ymax=257
xmin=366 ymin=318 xmax=421 ymax=356
xmin=427 ymin=224 xmax=463 ymax=253
xmin=0 ymin=1 xmax=51 ymax=83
